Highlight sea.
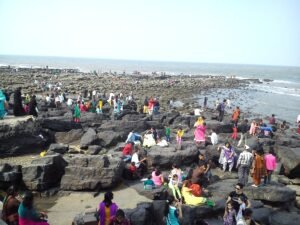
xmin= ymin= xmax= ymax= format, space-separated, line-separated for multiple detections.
xmin=0 ymin=55 xmax=299 ymax=125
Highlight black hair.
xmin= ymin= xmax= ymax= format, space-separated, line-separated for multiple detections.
xmin=172 ymin=163 xmax=179 ymax=169
xmin=155 ymin=168 xmax=161 ymax=176
xmin=115 ymin=209 xmax=125 ymax=219
xmin=23 ymin=191 xmax=34 ymax=209
xmin=243 ymin=208 xmax=253 ymax=217
xmin=6 ymin=185 xmax=18 ymax=196
xmin=103 ymin=191 xmax=113 ymax=207
xmin=236 ymin=183 xmax=244 ymax=189
xmin=164 ymin=195 xmax=175 ymax=217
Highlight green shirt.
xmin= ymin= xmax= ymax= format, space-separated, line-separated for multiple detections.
xmin=165 ymin=127 xmax=171 ymax=135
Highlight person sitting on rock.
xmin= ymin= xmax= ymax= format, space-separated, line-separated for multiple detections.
xmin=109 ymin=209 xmax=130 ymax=225
xmin=168 ymin=174 xmax=182 ymax=202
xmin=169 ymin=164 xmax=183 ymax=184
xmin=131 ymin=147 xmax=147 ymax=177
xmin=269 ymin=114 xmax=276 ymax=125
xmin=2 ymin=185 xmax=20 ymax=225
xmin=144 ymin=175 xmax=155 ymax=190
xmin=18 ymin=191 xmax=49 ymax=225
xmin=279 ymin=120 xmax=288 ymax=133
xmin=143 ymin=128 xmax=157 ymax=147
xmin=181 ymin=180 xmax=207 ymax=206
xmin=126 ymin=130 xmax=143 ymax=145
xmin=122 ymin=142 xmax=134 ymax=162
xmin=151 ymin=168 xmax=164 ymax=187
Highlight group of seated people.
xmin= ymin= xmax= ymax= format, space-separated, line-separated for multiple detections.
xmin=141 ymin=154 xmax=214 ymax=207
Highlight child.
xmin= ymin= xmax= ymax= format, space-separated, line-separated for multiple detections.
xmin=144 ymin=175 xmax=155 ymax=190
xmin=165 ymin=125 xmax=171 ymax=142
xmin=231 ymin=123 xmax=238 ymax=140
xmin=109 ymin=209 xmax=130 ymax=225
xmin=129 ymin=162 xmax=138 ymax=179
xmin=168 ymin=174 xmax=182 ymax=202
xmin=176 ymin=127 xmax=184 ymax=145
xmin=223 ymin=201 xmax=236 ymax=225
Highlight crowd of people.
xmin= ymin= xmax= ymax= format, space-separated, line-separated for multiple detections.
xmin=1 ymin=85 xmax=300 ymax=225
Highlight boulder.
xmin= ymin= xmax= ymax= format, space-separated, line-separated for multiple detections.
xmin=0 ymin=164 xmax=22 ymax=189
xmin=125 ymin=202 xmax=153 ymax=225
xmin=275 ymin=146 xmax=300 ymax=178
xmin=97 ymin=131 xmax=122 ymax=147
xmin=286 ymin=185 xmax=300 ymax=196
xmin=147 ymin=142 xmax=199 ymax=168
xmin=22 ymin=154 xmax=67 ymax=191
xmin=80 ymin=128 xmax=99 ymax=149
xmin=47 ymin=143 xmax=69 ymax=154
xmin=39 ymin=116 xmax=82 ymax=132
xmin=252 ymin=207 xmax=273 ymax=225
xmin=269 ymin=211 xmax=300 ymax=225
xmin=243 ymin=185 xmax=296 ymax=203
xmin=86 ymin=145 xmax=102 ymax=155
xmin=54 ymin=129 xmax=84 ymax=145
xmin=60 ymin=155 xmax=124 ymax=191
xmin=0 ymin=116 xmax=46 ymax=156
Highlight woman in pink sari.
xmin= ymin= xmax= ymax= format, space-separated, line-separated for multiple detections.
xmin=194 ymin=122 xmax=206 ymax=144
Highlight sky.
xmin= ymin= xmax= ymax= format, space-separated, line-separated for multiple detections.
xmin=0 ymin=0 xmax=299 ymax=66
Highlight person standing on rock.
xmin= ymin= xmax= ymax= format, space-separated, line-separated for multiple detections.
xmin=0 ymin=89 xmax=8 ymax=119
xmin=263 ymin=147 xmax=277 ymax=185
xmin=194 ymin=122 xmax=207 ymax=147
xmin=73 ymin=101 xmax=81 ymax=123
xmin=98 ymin=191 xmax=118 ymax=225
xmin=218 ymin=99 xmax=227 ymax=122
xmin=251 ymin=149 xmax=266 ymax=187
xmin=237 ymin=119 xmax=249 ymax=147
xmin=218 ymin=142 xmax=235 ymax=172
xmin=236 ymin=145 xmax=253 ymax=186
xmin=28 ymin=95 xmax=38 ymax=117
xmin=227 ymin=183 xmax=251 ymax=214
xmin=13 ymin=87 xmax=25 ymax=116
xmin=231 ymin=106 xmax=241 ymax=125
xmin=203 ymin=96 xmax=208 ymax=109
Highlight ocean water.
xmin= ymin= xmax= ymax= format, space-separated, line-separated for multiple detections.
xmin=0 ymin=55 xmax=299 ymax=124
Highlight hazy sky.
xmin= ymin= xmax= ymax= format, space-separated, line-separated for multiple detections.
xmin=0 ymin=0 xmax=299 ymax=66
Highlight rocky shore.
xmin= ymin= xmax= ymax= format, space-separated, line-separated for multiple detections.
xmin=0 ymin=68 xmax=300 ymax=225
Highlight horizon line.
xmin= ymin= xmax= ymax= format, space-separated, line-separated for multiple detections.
xmin=0 ymin=53 xmax=299 ymax=69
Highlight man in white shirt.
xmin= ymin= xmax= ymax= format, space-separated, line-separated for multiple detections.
xmin=209 ymin=129 xmax=218 ymax=145
xmin=131 ymin=148 xmax=147 ymax=176
xmin=236 ymin=145 xmax=253 ymax=186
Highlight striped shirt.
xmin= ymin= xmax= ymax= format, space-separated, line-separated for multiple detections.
xmin=237 ymin=151 xmax=253 ymax=166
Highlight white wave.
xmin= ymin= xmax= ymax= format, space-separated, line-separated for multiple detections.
xmin=249 ymin=84 xmax=300 ymax=97
xmin=273 ymin=79 xmax=297 ymax=84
